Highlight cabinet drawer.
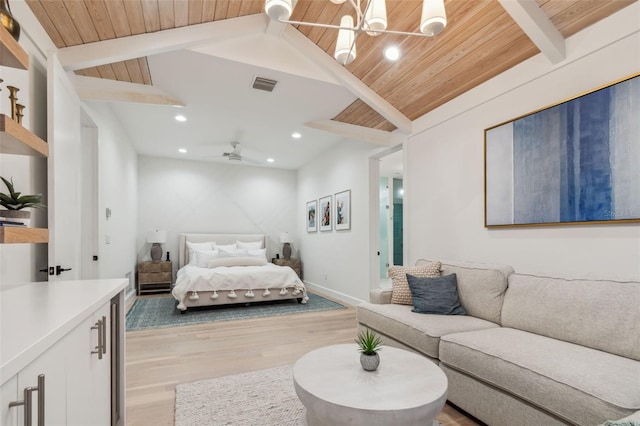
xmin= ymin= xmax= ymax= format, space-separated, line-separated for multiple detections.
xmin=139 ymin=262 xmax=171 ymax=273
xmin=139 ymin=272 xmax=171 ymax=284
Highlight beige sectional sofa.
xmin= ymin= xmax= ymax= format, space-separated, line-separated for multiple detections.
xmin=356 ymin=259 xmax=640 ymax=426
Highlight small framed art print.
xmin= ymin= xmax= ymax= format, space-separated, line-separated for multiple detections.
xmin=306 ymin=200 xmax=317 ymax=232
xmin=319 ymin=195 xmax=332 ymax=232
xmin=334 ymin=190 xmax=351 ymax=230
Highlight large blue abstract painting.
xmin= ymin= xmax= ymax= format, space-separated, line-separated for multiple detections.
xmin=485 ymin=74 xmax=639 ymax=227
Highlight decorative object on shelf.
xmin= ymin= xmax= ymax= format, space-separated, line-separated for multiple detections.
xmin=356 ymin=329 xmax=382 ymax=371
xmin=6 ymin=85 xmax=19 ymax=120
xmin=0 ymin=176 xmax=45 ymax=227
xmin=280 ymin=232 xmax=292 ymax=259
xmin=0 ymin=0 xmax=20 ymax=41
xmin=264 ymin=0 xmax=446 ymax=65
xmin=485 ymin=73 xmax=640 ymax=227
xmin=319 ymin=195 xmax=332 ymax=232
xmin=334 ymin=189 xmax=351 ymax=230
xmin=147 ymin=229 xmax=167 ymax=261
xmin=15 ymin=103 xmax=24 ymax=124
xmin=306 ymin=200 xmax=317 ymax=232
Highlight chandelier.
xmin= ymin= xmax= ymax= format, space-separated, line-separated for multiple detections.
xmin=264 ymin=0 xmax=447 ymax=65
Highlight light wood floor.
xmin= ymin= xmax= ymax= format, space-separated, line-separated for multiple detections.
xmin=125 ymin=294 xmax=480 ymax=426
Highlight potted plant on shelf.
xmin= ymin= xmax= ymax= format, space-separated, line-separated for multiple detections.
xmin=0 ymin=176 xmax=45 ymax=227
xmin=356 ymin=329 xmax=382 ymax=371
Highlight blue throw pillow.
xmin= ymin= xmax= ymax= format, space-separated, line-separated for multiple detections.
xmin=406 ymin=273 xmax=467 ymax=315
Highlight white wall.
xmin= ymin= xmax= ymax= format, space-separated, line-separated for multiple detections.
xmin=83 ymin=103 xmax=138 ymax=283
xmin=298 ymin=141 xmax=380 ymax=304
xmin=137 ymin=156 xmax=297 ymax=277
xmin=405 ymin=6 xmax=640 ymax=281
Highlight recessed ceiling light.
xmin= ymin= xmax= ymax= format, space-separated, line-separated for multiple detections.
xmin=175 ymin=115 xmax=187 ymax=122
xmin=384 ymin=45 xmax=401 ymax=61
xmin=178 ymin=148 xmax=187 ymax=153
xmin=267 ymin=158 xmax=275 ymax=163
xmin=292 ymin=132 xmax=302 ymax=139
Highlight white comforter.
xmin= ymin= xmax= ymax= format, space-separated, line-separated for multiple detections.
xmin=172 ymin=263 xmax=306 ymax=304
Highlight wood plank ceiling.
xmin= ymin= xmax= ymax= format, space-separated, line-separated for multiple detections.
xmin=26 ymin=0 xmax=635 ymax=133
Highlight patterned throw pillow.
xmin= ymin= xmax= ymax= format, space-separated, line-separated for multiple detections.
xmin=389 ymin=262 xmax=442 ymax=305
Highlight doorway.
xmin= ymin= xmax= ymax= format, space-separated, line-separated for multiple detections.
xmin=377 ymin=149 xmax=404 ymax=288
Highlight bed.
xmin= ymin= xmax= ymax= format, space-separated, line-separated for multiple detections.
xmin=172 ymin=233 xmax=308 ymax=312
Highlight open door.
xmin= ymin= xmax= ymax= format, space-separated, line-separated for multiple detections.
xmin=47 ymin=54 xmax=83 ymax=280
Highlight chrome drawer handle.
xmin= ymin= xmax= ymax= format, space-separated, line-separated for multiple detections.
xmin=8 ymin=374 xmax=45 ymax=426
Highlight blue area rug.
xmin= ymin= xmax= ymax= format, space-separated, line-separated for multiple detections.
xmin=126 ymin=292 xmax=346 ymax=331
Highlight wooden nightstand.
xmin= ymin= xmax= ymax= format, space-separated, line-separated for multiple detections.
xmin=137 ymin=260 xmax=172 ymax=295
xmin=272 ymin=258 xmax=302 ymax=279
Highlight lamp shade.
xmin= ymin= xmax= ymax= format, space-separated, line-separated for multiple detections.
xmin=420 ymin=0 xmax=447 ymax=36
xmin=280 ymin=232 xmax=292 ymax=244
xmin=335 ymin=15 xmax=356 ymax=66
xmin=363 ymin=0 xmax=387 ymax=36
xmin=147 ymin=230 xmax=167 ymax=244
xmin=265 ymin=0 xmax=294 ymax=21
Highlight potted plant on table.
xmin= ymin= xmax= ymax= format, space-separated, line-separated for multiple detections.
xmin=0 ymin=176 xmax=45 ymax=227
xmin=356 ymin=329 xmax=382 ymax=371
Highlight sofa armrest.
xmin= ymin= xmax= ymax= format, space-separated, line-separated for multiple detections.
xmin=370 ymin=288 xmax=392 ymax=304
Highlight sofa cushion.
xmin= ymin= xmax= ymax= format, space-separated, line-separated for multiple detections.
xmin=407 ymin=273 xmax=466 ymax=315
xmin=389 ymin=263 xmax=441 ymax=305
xmin=502 ymin=274 xmax=640 ymax=361
xmin=416 ymin=259 xmax=512 ymax=324
xmin=356 ymin=302 xmax=499 ymax=359
xmin=440 ymin=328 xmax=640 ymax=425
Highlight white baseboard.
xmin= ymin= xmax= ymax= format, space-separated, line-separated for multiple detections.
xmin=304 ymin=281 xmax=365 ymax=307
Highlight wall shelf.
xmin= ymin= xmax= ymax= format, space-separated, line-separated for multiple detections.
xmin=0 ymin=26 xmax=48 ymax=245
xmin=0 ymin=26 xmax=28 ymax=70
xmin=0 ymin=227 xmax=48 ymax=244
xmin=0 ymin=114 xmax=49 ymax=157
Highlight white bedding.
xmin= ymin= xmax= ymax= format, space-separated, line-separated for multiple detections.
xmin=172 ymin=263 xmax=307 ymax=309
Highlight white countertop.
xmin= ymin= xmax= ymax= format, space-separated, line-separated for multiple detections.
xmin=0 ymin=279 xmax=128 ymax=385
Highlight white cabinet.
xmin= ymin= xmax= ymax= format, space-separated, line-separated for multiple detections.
xmin=1 ymin=280 xmax=126 ymax=426
xmin=4 ymin=301 xmax=113 ymax=425
xmin=66 ymin=301 xmax=111 ymax=426
xmin=17 ymin=337 xmax=67 ymax=425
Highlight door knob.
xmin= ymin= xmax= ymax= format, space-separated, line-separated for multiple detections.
xmin=55 ymin=265 xmax=72 ymax=275
xmin=39 ymin=267 xmax=55 ymax=275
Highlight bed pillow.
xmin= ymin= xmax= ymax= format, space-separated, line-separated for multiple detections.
xmin=207 ymin=256 xmax=268 ymax=268
xmin=213 ymin=243 xmax=237 ymax=251
xmin=194 ymin=250 xmax=219 ymax=268
xmin=389 ymin=262 xmax=441 ymax=305
xmin=217 ymin=248 xmax=249 ymax=257
xmin=247 ymin=248 xmax=267 ymax=261
xmin=236 ymin=240 xmax=264 ymax=250
xmin=406 ymin=273 xmax=467 ymax=315
xmin=186 ymin=242 xmax=214 ymax=265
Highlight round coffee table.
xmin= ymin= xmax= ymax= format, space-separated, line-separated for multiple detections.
xmin=293 ymin=344 xmax=448 ymax=426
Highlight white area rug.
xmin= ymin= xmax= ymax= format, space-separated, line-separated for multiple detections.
xmin=175 ymin=365 xmax=303 ymax=426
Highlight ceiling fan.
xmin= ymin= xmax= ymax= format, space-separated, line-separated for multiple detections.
xmin=207 ymin=142 xmax=263 ymax=165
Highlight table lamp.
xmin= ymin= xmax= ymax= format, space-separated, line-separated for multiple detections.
xmin=280 ymin=232 xmax=292 ymax=260
xmin=147 ymin=230 xmax=167 ymax=261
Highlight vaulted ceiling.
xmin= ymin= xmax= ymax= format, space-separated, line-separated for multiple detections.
xmin=24 ymin=0 xmax=636 ymax=163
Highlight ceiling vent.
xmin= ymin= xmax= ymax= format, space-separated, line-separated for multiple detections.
xmin=252 ymin=77 xmax=278 ymax=92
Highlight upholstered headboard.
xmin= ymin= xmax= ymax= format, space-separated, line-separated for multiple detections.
xmin=178 ymin=233 xmax=267 ymax=269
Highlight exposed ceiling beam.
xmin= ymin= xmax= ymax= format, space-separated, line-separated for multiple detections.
xmin=73 ymin=75 xmax=185 ymax=106
xmin=282 ymin=26 xmax=413 ymax=134
xmin=58 ymin=14 xmax=269 ymax=71
xmin=305 ymin=120 xmax=402 ymax=146
xmin=499 ymin=0 xmax=565 ymax=64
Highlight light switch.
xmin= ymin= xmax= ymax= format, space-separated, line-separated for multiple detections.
xmin=105 ymin=235 xmax=111 ymax=244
